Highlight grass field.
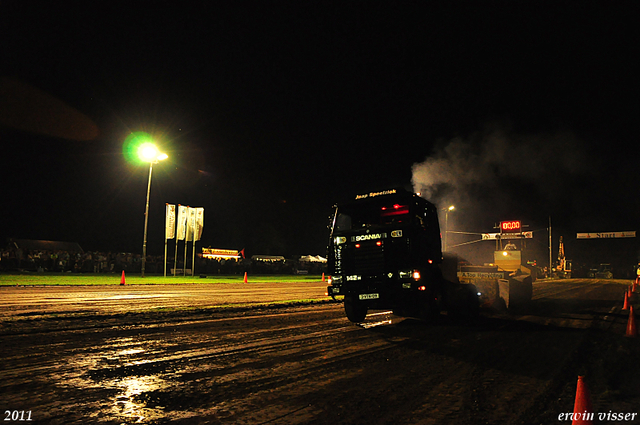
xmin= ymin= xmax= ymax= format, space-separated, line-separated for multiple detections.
xmin=0 ymin=273 xmax=326 ymax=286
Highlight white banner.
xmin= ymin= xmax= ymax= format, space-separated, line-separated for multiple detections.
xmin=195 ymin=207 xmax=204 ymax=241
xmin=482 ymin=232 xmax=533 ymax=240
xmin=176 ymin=205 xmax=188 ymax=241
xmin=186 ymin=207 xmax=196 ymax=242
xmin=577 ymin=231 xmax=636 ymax=239
xmin=165 ymin=204 xmax=176 ymax=239
xmin=459 ymin=271 xmax=505 ymax=279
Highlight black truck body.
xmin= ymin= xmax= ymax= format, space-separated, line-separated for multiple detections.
xmin=326 ymin=189 xmax=478 ymax=322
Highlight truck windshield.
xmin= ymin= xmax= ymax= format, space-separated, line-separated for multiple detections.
xmin=335 ymin=202 xmax=410 ymax=231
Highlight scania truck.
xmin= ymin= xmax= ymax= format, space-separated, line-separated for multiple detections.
xmin=326 ymin=189 xmax=478 ymax=323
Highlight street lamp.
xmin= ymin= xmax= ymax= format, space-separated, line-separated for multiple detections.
xmin=138 ymin=142 xmax=168 ymax=277
xmin=443 ymin=205 xmax=455 ymax=252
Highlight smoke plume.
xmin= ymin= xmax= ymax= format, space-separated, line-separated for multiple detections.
xmin=411 ymin=123 xmax=589 ymax=233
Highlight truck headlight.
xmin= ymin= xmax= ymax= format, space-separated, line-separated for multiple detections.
xmin=399 ymin=270 xmax=412 ymax=279
xmin=399 ymin=269 xmax=421 ymax=281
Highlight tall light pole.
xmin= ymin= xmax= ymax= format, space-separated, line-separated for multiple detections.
xmin=443 ymin=205 xmax=455 ymax=252
xmin=138 ymin=143 xmax=168 ymax=277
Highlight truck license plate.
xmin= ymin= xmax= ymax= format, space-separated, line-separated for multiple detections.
xmin=359 ymin=293 xmax=379 ymax=300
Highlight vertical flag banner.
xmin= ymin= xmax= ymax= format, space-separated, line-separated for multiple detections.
xmin=187 ymin=207 xmax=197 ymax=276
xmin=186 ymin=207 xmax=196 ymax=242
xmin=192 ymin=207 xmax=204 ymax=277
xmin=182 ymin=207 xmax=192 ymax=276
xmin=174 ymin=205 xmax=188 ymax=276
xmin=195 ymin=207 xmax=204 ymax=241
xmin=164 ymin=204 xmax=176 ymax=277
xmin=165 ymin=204 xmax=176 ymax=240
xmin=170 ymin=205 xmax=202 ymax=276
xmin=176 ymin=205 xmax=188 ymax=241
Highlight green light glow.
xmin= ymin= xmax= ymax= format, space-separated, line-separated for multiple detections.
xmin=123 ymin=131 xmax=155 ymax=165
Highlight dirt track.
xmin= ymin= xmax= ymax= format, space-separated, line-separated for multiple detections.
xmin=0 ymin=281 xmax=329 ymax=318
xmin=0 ymin=279 xmax=639 ymax=424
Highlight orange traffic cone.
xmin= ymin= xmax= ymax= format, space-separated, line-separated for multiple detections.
xmin=623 ymin=291 xmax=630 ymax=310
xmin=625 ymin=305 xmax=637 ymax=337
xmin=572 ymin=376 xmax=594 ymax=425
xmin=120 ymin=270 xmax=126 ymax=285
xmin=243 ymin=272 xmax=248 ymax=283
xmin=633 ymin=277 xmax=638 ymax=293
xmin=322 ymin=272 xmax=325 ymax=282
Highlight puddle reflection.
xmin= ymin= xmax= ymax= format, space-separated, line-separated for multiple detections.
xmin=62 ymin=337 xmax=178 ymax=423
xmin=358 ymin=310 xmax=396 ymax=329
xmin=112 ymin=375 xmax=166 ymax=423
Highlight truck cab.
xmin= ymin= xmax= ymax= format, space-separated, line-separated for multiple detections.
xmin=327 ymin=189 xmax=475 ymax=322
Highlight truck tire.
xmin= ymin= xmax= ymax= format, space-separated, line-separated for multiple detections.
xmin=344 ymin=296 xmax=368 ymax=323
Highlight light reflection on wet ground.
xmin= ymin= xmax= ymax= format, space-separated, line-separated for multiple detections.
xmin=357 ymin=310 xmax=396 ymax=329
xmin=0 ymin=282 xmax=330 ymax=319
xmin=113 ymin=375 xmax=166 ymax=423
xmin=47 ymin=308 xmax=359 ymax=424
xmin=59 ymin=337 xmax=177 ymax=423
xmin=1 ymin=281 xmax=634 ymax=424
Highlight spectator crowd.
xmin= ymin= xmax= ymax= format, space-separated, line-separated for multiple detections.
xmin=0 ymin=248 xmax=168 ymax=274
xmin=0 ymin=246 xmax=326 ymax=276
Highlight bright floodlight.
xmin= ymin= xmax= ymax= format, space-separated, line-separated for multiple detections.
xmin=138 ymin=143 xmax=159 ymax=162
xmin=137 ymin=143 xmax=167 ymax=162
xmin=448 ymin=205 xmax=455 ymax=211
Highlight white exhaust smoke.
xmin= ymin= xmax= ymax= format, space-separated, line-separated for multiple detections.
xmin=411 ymin=123 xmax=589 ymax=235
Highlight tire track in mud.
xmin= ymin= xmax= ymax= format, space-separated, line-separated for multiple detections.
xmin=1 ymin=280 xmax=637 ymax=424
xmin=1 ymin=304 xmax=393 ymax=424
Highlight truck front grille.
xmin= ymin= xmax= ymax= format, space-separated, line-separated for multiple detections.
xmin=352 ymin=243 xmax=384 ymax=275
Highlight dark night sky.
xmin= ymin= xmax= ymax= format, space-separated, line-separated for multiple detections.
xmin=1 ymin=2 xmax=638 ymax=267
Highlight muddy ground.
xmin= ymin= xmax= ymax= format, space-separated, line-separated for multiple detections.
xmin=0 ymin=279 xmax=638 ymax=424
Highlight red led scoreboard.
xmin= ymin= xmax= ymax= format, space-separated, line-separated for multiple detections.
xmin=500 ymin=220 xmax=521 ymax=233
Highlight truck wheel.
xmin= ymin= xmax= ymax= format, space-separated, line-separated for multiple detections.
xmin=344 ymin=297 xmax=368 ymax=323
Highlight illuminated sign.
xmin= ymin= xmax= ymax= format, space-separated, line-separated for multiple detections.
xmin=351 ymin=233 xmax=386 ymax=242
xmin=482 ymin=232 xmax=532 ymax=240
xmin=576 ymin=231 xmax=636 ymax=239
xmin=500 ymin=220 xmax=521 ymax=233
xmin=459 ymin=272 xmax=505 ymax=279
xmin=202 ymin=248 xmax=241 ymax=259
xmin=355 ymin=189 xmax=397 ymax=200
